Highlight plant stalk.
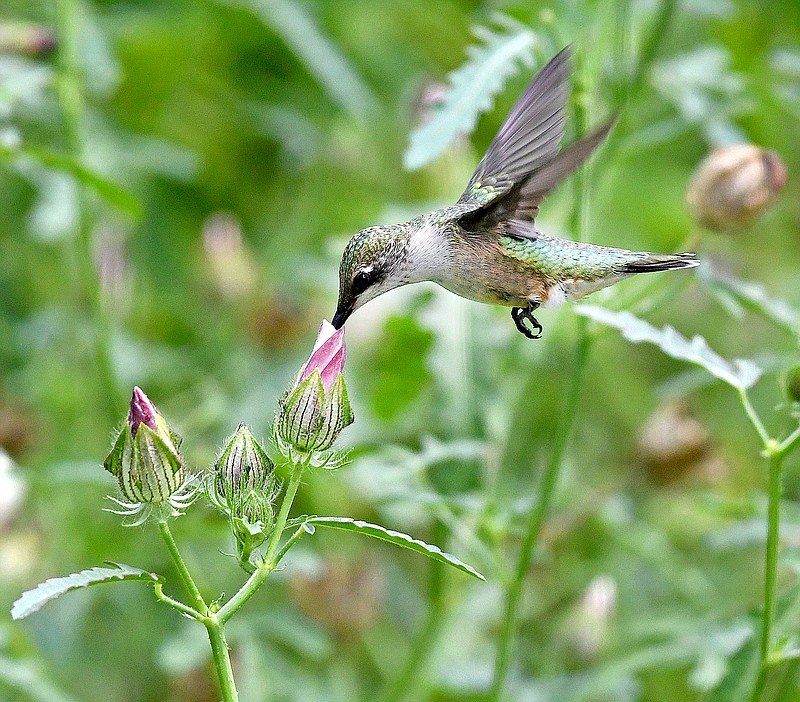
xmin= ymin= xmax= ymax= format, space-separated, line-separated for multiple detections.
xmin=750 ymin=445 xmax=784 ymax=702
xmin=489 ymin=323 xmax=590 ymax=700
xmin=218 ymin=459 xmax=305 ymax=624
xmin=379 ymin=521 xmax=448 ymax=702
xmin=205 ymin=617 xmax=239 ymax=702
xmin=490 ymin=46 xmax=595 ymax=700
xmin=158 ymin=520 xmax=207 ymax=614
xmin=54 ymin=0 xmax=121 ymax=420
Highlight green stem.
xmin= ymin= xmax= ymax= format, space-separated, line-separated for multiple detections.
xmin=778 ymin=425 xmax=800 ymax=456
xmin=740 ymin=390 xmax=771 ymax=447
xmin=158 ymin=520 xmax=206 ymax=614
xmin=157 ymin=521 xmax=237 ymax=700
xmin=628 ymin=0 xmax=678 ymax=105
xmin=205 ymin=617 xmax=239 ymax=702
xmin=379 ymin=521 xmax=448 ymax=702
xmin=54 ymin=0 xmax=120 ymax=421
xmin=489 ymin=324 xmax=591 ymax=700
xmin=751 ymin=447 xmax=785 ymax=702
xmin=273 ymin=521 xmax=311 ymax=568
xmin=217 ymin=460 xmax=305 ymax=624
xmin=153 ymin=582 xmax=203 ymax=621
xmin=490 ymin=48 xmax=595 ymax=700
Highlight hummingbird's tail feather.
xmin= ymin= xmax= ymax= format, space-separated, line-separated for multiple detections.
xmin=620 ymin=252 xmax=699 ymax=274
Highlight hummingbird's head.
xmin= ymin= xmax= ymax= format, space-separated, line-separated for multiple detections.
xmin=332 ymin=225 xmax=408 ymax=328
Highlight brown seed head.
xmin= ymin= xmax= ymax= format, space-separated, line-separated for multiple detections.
xmin=687 ymin=144 xmax=787 ymax=232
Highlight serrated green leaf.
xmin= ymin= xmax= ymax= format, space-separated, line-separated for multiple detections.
xmin=404 ymin=14 xmax=537 ymax=170
xmin=306 ymin=516 xmax=485 ymax=581
xmin=699 ymin=266 xmax=800 ymax=338
xmin=11 ymin=563 xmax=162 ymax=620
xmin=576 ymin=305 xmax=762 ymax=390
xmin=0 ymin=143 xmax=141 ymax=216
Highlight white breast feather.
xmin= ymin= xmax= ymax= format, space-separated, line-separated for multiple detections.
xmin=405 ymin=221 xmax=452 ymax=283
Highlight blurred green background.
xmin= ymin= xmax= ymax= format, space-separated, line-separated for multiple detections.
xmin=1 ymin=0 xmax=800 ymax=700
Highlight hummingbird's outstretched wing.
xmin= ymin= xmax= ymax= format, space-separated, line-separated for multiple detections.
xmin=456 ymin=46 xmax=613 ymax=241
xmin=458 ymin=46 xmax=571 ymax=210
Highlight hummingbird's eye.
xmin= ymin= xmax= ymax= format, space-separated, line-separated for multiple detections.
xmin=351 ymin=269 xmax=374 ymax=295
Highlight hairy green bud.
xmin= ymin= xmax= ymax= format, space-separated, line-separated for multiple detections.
xmin=104 ymin=387 xmax=194 ymax=524
xmin=207 ymin=423 xmax=278 ymax=568
xmin=275 ymin=321 xmax=353 ymax=457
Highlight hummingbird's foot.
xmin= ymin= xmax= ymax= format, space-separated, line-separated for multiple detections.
xmin=511 ymin=304 xmax=543 ymax=339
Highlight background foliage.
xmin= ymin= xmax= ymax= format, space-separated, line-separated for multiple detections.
xmin=1 ymin=0 xmax=799 ymax=700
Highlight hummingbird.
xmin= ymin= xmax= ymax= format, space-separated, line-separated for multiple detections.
xmin=331 ymin=46 xmax=698 ymax=339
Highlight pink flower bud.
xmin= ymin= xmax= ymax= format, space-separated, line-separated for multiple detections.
xmin=276 ymin=320 xmax=353 ymax=455
xmin=128 ymin=386 xmax=158 ymax=437
xmin=105 ymin=388 xmax=193 ymax=523
xmin=299 ymin=320 xmax=346 ymax=394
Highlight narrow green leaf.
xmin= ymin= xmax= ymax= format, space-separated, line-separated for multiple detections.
xmin=404 ymin=14 xmax=538 ymax=170
xmin=576 ymin=305 xmax=762 ymax=391
xmin=11 ymin=563 xmax=162 ymax=620
xmin=228 ymin=0 xmax=376 ymax=120
xmin=306 ymin=516 xmax=486 ymax=581
xmin=698 ymin=266 xmax=800 ymax=338
xmin=0 ymin=144 xmax=141 ymax=216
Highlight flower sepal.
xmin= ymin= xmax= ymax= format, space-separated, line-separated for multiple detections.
xmin=206 ymin=423 xmax=279 ymax=570
xmin=103 ymin=388 xmax=196 ymax=525
xmin=274 ymin=320 xmax=354 ymax=463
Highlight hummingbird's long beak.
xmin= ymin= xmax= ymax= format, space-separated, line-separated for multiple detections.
xmin=331 ymin=304 xmax=352 ymax=330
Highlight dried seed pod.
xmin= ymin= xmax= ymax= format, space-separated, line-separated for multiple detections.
xmin=687 ymin=144 xmax=787 ymax=232
xmin=638 ymin=399 xmax=713 ymax=485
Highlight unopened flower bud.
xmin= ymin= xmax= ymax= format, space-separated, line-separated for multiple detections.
xmin=276 ymin=321 xmax=353 ymax=456
xmin=0 ymin=23 xmax=57 ymax=57
xmin=210 ymin=424 xmax=276 ymax=522
xmin=104 ymin=388 xmax=194 ymax=523
xmin=208 ymin=423 xmax=278 ymax=568
xmin=687 ymin=144 xmax=787 ymax=232
xmin=638 ymin=399 xmax=716 ymax=485
xmin=784 ymin=365 xmax=800 ymax=405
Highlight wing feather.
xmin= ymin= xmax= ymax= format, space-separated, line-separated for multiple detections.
xmin=458 ymin=46 xmax=572 ymax=206
xmin=455 ymin=45 xmax=615 ymax=242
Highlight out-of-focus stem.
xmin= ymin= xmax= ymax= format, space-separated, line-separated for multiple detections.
xmin=379 ymin=521 xmax=448 ymax=702
xmin=54 ymin=0 xmax=120 ymax=420
xmin=490 ymin=59 xmax=593 ymax=700
xmin=489 ymin=324 xmax=590 ymax=700
xmin=628 ymin=0 xmax=678 ymax=104
xmin=740 ymin=390 xmax=771 ymax=446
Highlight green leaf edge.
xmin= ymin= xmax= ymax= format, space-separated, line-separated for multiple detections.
xmin=0 ymin=144 xmax=141 ymax=217
xmin=11 ymin=562 xmax=163 ymax=620
xmin=575 ymin=304 xmax=762 ymax=391
xmin=403 ymin=14 xmax=537 ymax=171
xmin=306 ymin=516 xmax=486 ymax=581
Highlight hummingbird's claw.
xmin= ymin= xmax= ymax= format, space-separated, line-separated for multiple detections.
xmin=511 ymin=304 xmax=543 ymax=339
